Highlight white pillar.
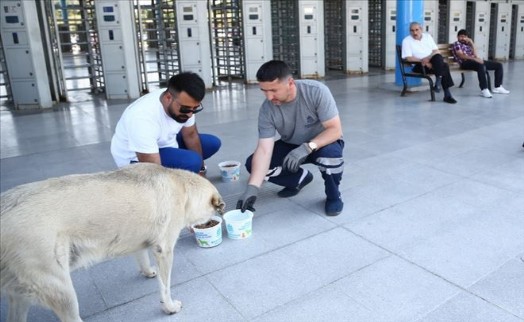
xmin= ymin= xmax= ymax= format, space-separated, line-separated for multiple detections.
xmin=384 ymin=0 xmax=397 ymax=70
xmin=242 ymin=0 xmax=273 ymax=83
xmin=95 ymin=0 xmax=141 ymax=99
xmin=345 ymin=1 xmax=368 ymax=74
xmin=447 ymin=1 xmax=467 ymax=44
xmin=298 ymin=0 xmax=324 ymax=78
xmin=471 ymin=1 xmax=491 ymax=59
xmin=176 ymin=1 xmax=213 ymax=88
xmin=493 ymin=2 xmax=512 ymax=60
xmin=1 ymin=0 xmax=53 ymax=108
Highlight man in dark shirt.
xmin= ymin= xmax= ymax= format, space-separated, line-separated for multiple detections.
xmin=452 ymin=29 xmax=510 ymax=98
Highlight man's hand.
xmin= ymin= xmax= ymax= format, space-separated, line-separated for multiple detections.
xmin=236 ymin=185 xmax=259 ymax=212
xmin=283 ymin=143 xmax=311 ymax=173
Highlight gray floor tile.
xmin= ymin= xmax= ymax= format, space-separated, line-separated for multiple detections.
xmin=418 ymin=291 xmax=522 ymax=322
xmin=468 ymin=258 xmax=524 ymax=319
xmin=332 ymin=256 xmax=460 ymax=321
xmin=206 ymin=228 xmax=389 ymax=319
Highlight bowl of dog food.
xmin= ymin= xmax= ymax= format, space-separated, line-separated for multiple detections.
xmin=218 ymin=161 xmax=241 ymax=182
xmin=223 ymin=209 xmax=253 ymax=239
xmin=191 ymin=215 xmax=223 ymax=248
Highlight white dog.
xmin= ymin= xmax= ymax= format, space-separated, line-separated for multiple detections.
xmin=0 ymin=163 xmax=225 ymax=322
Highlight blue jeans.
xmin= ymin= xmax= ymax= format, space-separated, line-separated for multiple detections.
xmin=158 ymin=133 xmax=221 ymax=173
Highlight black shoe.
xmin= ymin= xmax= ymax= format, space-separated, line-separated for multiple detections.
xmin=325 ymin=198 xmax=344 ymax=216
xmin=277 ymin=171 xmax=313 ymax=198
xmin=443 ymin=96 xmax=457 ymax=104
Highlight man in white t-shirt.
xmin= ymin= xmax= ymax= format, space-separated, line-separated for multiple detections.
xmin=111 ymin=72 xmax=221 ymax=174
xmin=402 ymin=22 xmax=457 ymax=104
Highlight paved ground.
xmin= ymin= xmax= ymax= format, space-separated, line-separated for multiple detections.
xmin=1 ymin=62 xmax=523 ymax=322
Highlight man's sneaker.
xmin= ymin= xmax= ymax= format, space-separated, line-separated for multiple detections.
xmin=277 ymin=171 xmax=313 ymax=198
xmin=325 ymin=198 xmax=344 ymax=216
xmin=492 ymin=86 xmax=510 ymax=94
xmin=480 ymin=88 xmax=492 ymax=98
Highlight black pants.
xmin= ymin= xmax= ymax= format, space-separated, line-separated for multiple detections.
xmin=412 ymin=54 xmax=455 ymax=89
xmin=460 ymin=59 xmax=503 ymax=90
xmin=245 ymin=139 xmax=344 ymax=200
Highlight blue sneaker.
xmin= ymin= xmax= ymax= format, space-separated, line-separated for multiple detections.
xmin=325 ymin=198 xmax=343 ymax=216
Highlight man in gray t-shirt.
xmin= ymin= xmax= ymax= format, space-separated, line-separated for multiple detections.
xmin=236 ymin=60 xmax=345 ymax=216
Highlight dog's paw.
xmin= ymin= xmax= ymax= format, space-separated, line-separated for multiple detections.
xmin=141 ymin=268 xmax=157 ymax=278
xmin=161 ymin=300 xmax=182 ymax=315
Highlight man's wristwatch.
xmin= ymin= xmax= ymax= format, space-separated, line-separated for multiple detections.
xmin=307 ymin=141 xmax=318 ymax=153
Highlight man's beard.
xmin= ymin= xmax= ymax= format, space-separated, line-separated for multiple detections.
xmin=168 ymin=110 xmax=189 ymax=123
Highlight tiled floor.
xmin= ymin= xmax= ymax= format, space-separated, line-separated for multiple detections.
xmin=1 ymin=62 xmax=523 ymax=322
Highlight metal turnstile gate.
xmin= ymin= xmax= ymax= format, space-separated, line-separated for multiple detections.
xmin=510 ymin=4 xmax=518 ymax=59
xmin=466 ymin=2 xmax=474 ymax=32
xmin=368 ymin=0 xmax=382 ymax=68
xmin=50 ymin=0 xmax=104 ymax=101
xmin=324 ymin=0 xmax=345 ymax=72
xmin=489 ymin=3 xmax=497 ymax=60
xmin=134 ymin=0 xmax=180 ymax=92
xmin=0 ymin=35 xmax=12 ymax=104
xmin=438 ymin=0 xmax=449 ymax=44
xmin=271 ymin=0 xmax=300 ymax=76
xmin=210 ymin=0 xmax=245 ymax=82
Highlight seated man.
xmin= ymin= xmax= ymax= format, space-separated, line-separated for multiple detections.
xmin=402 ymin=22 xmax=457 ymax=104
xmin=452 ymin=29 xmax=510 ymax=98
xmin=111 ymin=72 xmax=221 ymax=174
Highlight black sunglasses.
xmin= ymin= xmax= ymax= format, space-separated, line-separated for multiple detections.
xmin=168 ymin=90 xmax=204 ymax=114
xmin=179 ymin=103 xmax=204 ymax=114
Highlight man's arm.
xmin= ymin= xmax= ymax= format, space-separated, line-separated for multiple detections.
xmin=405 ymin=49 xmax=439 ymax=68
xmin=247 ymin=138 xmax=275 ymax=187
xmin=180 ymin=124 xmax=204 ymax=166
xmin=136 ymin=152 xmax=161 ymax=164
xmin=309 ymin=115 xmax=342 ymax=148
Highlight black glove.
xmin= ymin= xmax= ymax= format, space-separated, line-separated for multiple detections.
xmin=236 ymin=184 xmax=259 ymax=212
xmin=282 ymin=143 xmax=311 ymax=173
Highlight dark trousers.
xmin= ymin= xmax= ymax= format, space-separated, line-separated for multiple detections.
xmin=245 ymin=139 xmax=344 ymax=200
xmin=460 ymin=59 xmax=503 ymax=90
xmin=412 ymin=54 xmax=455 ymax=89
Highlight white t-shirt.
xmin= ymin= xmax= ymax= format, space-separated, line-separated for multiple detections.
xmin=402 ymin=33 xmax=438 ymax=59
xmin=110 ymin=89 xmax=195 ymax=167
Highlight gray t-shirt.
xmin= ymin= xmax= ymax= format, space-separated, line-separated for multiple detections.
xmin=258 ymin=80 xmax=339 ymax=145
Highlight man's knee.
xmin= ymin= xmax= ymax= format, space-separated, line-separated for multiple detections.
xmin=245 ymin=155 xmax=254 ymax=173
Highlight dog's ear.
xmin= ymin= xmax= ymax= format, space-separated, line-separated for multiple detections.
xmin=212 ymin=194 xmax=225 ymax=215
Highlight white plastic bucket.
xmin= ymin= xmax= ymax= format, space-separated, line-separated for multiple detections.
xmin=223 ymin=209 xmax=253 ymax=239
xmin=218 ymin=161 xmax=241 ymax=182
xmin=191 ymin=215 xmax=223 ymax=248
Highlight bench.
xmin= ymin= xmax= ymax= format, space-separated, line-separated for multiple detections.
xmin=396 ymin=44 xmax=492 ymax=101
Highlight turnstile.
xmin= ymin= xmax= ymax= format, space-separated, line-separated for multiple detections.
xmin=133 ymin=0 xmax=181 ymax=92
xmin=368 ymin=0 xmax=383 ymax=68
xmin=210 ymin=0 xmax=245 ymax=82
xmin=324 ymin=0 xmax=345 ymax=72
xmin=50 ymin=0 xmax=104 ymax=100
xmin=0 ymin=35 xmax=12 ymax=104
xmin=271 ymin=0 xmax=300 ymax=77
